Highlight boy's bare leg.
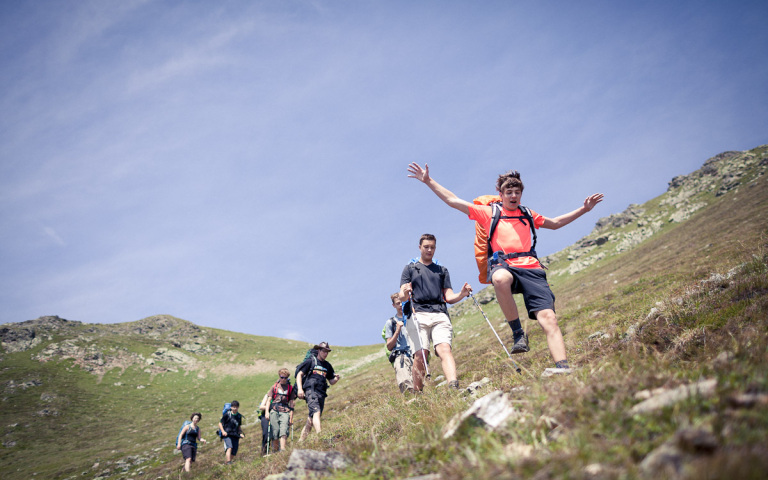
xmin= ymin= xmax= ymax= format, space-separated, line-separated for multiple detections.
xmin=491 ymin=269 xmax=520 ymax=322
xmin=535 ymin=309 xmax=567 ymax=363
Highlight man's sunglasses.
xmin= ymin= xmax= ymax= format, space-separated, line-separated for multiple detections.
xmin=279 ymin=376 xmax=289 ymax=379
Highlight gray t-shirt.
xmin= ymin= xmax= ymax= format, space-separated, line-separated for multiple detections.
xmin=384 ymin=315 xmax=410 ymax=353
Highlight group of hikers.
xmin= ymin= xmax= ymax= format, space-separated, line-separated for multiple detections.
xmin=175 ymin=165 xmax=602 ymax=471
xmin=175 ymin=342 xmax=340 ymax=472
xmin=383 ymin=164 xmax=603 ymax=392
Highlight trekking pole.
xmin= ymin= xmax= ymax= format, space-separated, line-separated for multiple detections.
xmin=409 ymin=293 xmax=431 ymax=379
xmin=469 ymin=292 xmax=522 ymax=374
xmin=266 ymin=416 xmax=271 ymax=455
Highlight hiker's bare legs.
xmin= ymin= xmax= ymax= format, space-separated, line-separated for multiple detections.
xmin=225 ymin=447 xmax=232 ymax=463
xmin=311 ymin=411 xmax=322 ymax=434
xmin=279 ymin=436 xmax=286 ymax=450
xmin=434 ymin=343 xmax=457 ymax=382
xmin=299 ymin=418 xmax=311 ymax=441
xmin=412 ymin=349 xmax=430 ymax=391
xmin=535 ymin=309 xmax=566 ymax=363
xmin=184 ymin=458 xmax=192 ymax=472
xmin=491 ymin=269 xmax=521 ymax=322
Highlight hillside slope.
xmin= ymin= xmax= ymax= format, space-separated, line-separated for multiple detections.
xmin=2 ymin=144 xmax=767 ymax=480
xmin=240 ymin=145 xmax=767 ymax=480
xmin=0 ymin=315 xmax=381 ymax=479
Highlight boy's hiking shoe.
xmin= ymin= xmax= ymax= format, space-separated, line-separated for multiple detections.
xmin=510 ymin=333 xmax=529 ymax=354
xmin=448 ymin=380 xmax=460 ymax=389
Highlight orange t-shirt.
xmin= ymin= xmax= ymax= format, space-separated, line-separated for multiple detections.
xmin=468 ymin=204 xmax=545 ymax=269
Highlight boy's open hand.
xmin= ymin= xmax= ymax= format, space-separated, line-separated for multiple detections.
xmin=407 ymin=162 xmax=430 ymax=183
xmin=583 ymin=193 xmax=604 ymax=211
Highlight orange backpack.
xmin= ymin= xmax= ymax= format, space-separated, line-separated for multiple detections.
xmin=472 ymin=195 xmax=539 ymax=284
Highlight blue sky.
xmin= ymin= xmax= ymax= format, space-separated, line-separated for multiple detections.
xmin=1 ymin=1 xmax=767 ymax=346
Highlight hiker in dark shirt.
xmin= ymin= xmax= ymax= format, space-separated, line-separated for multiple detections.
xmin=176 ymin=412 xmax=206 ymax=473
xmin=296 ymin=342 xmax=340 ymax=441
xmin=218 ymin=400 xmax=245 ymax=464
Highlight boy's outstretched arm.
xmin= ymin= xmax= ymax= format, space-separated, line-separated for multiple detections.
xmin=407 ymin=162 xmax=472 ymax=215
xmin=541 ymin=193 xmax=604 ymax=230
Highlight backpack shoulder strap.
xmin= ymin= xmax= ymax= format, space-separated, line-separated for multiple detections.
xmin=518 ymin=205 xmax=537 ymax=250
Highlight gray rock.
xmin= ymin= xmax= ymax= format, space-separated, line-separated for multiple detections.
xmin=443 ymin=390 xmax=520 ymax=438
xmin=465 ymin=377 xmax=491 ymax=396
xmin=261 ymin=449 xmax=350 ymax=479
xmin=630 ymin=379 xmax=717 ymax=415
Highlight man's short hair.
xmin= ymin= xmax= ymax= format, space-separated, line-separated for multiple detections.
xmin=278 ymin=368 xmax=290 ymax=377
xmin=419 ymin=233 xmax=436 ymax=245
xmin=231 ymin=400 xmax=240 ymax=407
xmin=496 ymin=170 xmax=524 ymax=192
xmin=390 ymin=292 xmax=400 ymax=304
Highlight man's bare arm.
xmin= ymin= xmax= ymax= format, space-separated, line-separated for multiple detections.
xmin=408 ymin=163 xmax=472 ymax=215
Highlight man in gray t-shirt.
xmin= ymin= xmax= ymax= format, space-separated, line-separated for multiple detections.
xmin=384 ymin=292 xmax=414 ymax=393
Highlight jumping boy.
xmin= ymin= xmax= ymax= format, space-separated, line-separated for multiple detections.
xmin=407 ymin=163 xmax=603 ymax=370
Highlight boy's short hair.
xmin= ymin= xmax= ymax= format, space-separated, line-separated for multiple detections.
xmin=278 ymin=368 xmax=290 ymax=377
xmin=231 ymin=400 xmax=240 ymax=407
xmin=496 ymin=170 xmax=524 ymax=192
xmin=390 ymin=292 xmax=400 ymax=304
xmin=419 ymin=233 xmax=436 ymax=245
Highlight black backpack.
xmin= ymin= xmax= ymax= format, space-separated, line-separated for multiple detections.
xmin=295 ymin=349 xmax=318 ymax=386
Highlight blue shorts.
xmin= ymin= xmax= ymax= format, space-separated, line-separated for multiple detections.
xmin=222 ymin=436 xmax=240 ymax=456
xmin=491 ymin=265 xmax=555 ymax=319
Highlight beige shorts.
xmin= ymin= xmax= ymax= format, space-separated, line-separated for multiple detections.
xmin=408 ymin=311 xmax=452 ymax=353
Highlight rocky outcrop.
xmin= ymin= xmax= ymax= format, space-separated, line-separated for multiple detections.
xmin=0 ymin=315 xmax=80 ymax=353
xmin=545 ymin=146 xmax=768 ymax=276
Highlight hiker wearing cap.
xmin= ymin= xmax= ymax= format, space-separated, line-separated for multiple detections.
xmin=296 ymin=342 xmax=340 ymax=441
xmin=259 ymin=368 xmax=296 ymax=453
xmin=399 ymin=234 xmax=472 ymax=391
xmin=407 ymin=163 xmax=603 ymax=370
xmin=384 ymin=292 xmax=414 ymax=393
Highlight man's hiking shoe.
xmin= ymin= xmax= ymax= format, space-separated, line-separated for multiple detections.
xmin=448 ymin=380 xmax=460 ymax=389
xmin=510 ymin=333 xmax=529 ymax=354
xmin=541 ymin=367 xmax=572 ymax=378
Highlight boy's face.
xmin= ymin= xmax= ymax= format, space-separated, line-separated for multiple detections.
xmin=230 ymin=405 xmax=239 ymax=413
xmin=392 ymin=300 xmax=403 ymax=315
xmin=419 ymin=239 xmax=436 ymax=262
xmin=500 ymin=187 xmax=522 ymax=210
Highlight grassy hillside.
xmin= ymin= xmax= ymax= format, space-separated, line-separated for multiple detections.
xmin=0 ymin=316 xmax=382 ymax=479
xmin=2 ymin=145 xmax=767 ymax=480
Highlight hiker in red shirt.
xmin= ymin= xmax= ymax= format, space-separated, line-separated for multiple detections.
xmin=407 ymin=163 xmax=603 ymax=370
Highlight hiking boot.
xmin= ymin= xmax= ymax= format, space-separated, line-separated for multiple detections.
xmin=448 ymin=380 xmax=460 ymax=389
xmin=510 ymin=332 xmax=529 ymax=354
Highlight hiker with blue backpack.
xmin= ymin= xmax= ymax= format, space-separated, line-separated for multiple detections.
xmin=217 ymin=400 xmax=245 ymax=464
xmin=399 ymin=233 xmax=472 ymax=391
xmin=296 ymin=342 xmax=340 ymax=441
xmin=407 ymin=163 xmax=603 ymax=371
xmin=259 ymin=368 xmax=296 ymax=453
xmin=384 ymin=292 xmax=414 ymax=394
xmin=176 ymin=412 xmax=206 ymax=473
